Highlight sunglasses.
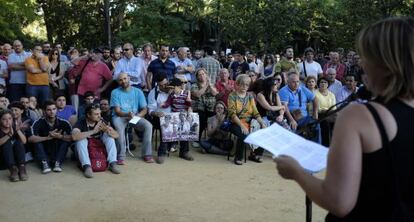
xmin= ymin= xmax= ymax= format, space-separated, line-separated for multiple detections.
xmin=123 ymin=48 xmax=131 ymax=52
xmin=53 ymin=53 xmax=59 ymax=55
xmin=275 ymin=78 xmax=282 ymax=82
xmin=181 ymin=81 xmax=188 ymax=84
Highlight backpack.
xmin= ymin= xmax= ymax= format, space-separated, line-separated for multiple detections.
xmin=87 ymin=138 xmax=108 ymax=172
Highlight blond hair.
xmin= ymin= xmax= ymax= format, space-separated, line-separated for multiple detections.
xmin=356 ymin=17 xmax=414 ymax=102
xmin=235 ymin=74 xmax=251 ymax=86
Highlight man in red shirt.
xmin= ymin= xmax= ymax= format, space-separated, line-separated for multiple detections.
xmin=323 ymin=51 xmax=346 ymax=82
xmin=70 ymin=48 xmax=113 ymax=102
xmin=215 ymin=68 xmax=235 ymax=106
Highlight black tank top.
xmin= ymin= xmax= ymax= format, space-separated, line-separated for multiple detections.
xmin=326 ymin=99 xmax=414 ymax=221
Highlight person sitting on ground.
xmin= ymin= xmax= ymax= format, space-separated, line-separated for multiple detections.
xmin=55 ymin=92 xmax=77 ymax=126
xmin=20 ymin=96 xmax=40 ymax=122
xmin=29 ymin=96 xmax=43 ymax=118
xmin=199 ymin=101 xmax=233 ymax=155
xmin=227 ymin=74 xmax=267 ymax=165
xmin=72 ymin=104 xmax=120 ymax=178
xmin=111 ymin=73 xmax=154 ymax=164
xmin=28 ymin=101 xmax=72 ymax=174
xmin=9 ymin=102 xmax=32 ymax=161
xmin=77 ymin=91 xmax=96 ymax=120
xmin=0 ymin=94 xmax=9 ymax=110
xmin=0 ymin=110 xmax=28 ymax=182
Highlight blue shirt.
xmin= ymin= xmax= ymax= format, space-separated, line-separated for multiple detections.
xmin=8 ymin=51 xmax=31 ymax=84
xmin=110 ymin=87 xmax=147 ymax=115
xmin=171 ymin=57 xmax=194 ymax=81
xmin=57 ymin=105 xmax=77 ymax=121
xmin=147 ymin=58 xmax=176 ymax=88
xmin=113 ymin=56 xmax=146 ymax=86
xmin=279 ymin=85 xmax=315 ymax=117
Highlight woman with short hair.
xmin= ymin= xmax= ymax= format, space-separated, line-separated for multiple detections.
xmin=227 ymin=74 xmax=266 ymax=165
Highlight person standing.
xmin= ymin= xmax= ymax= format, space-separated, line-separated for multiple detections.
xmin=7 ymin=40 xmax=31 ymax=102
xmin=275 ymin=17 xmax=414 ymax=221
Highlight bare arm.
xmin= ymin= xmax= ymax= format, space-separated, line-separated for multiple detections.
xmin=28 ymin=135 xmax=52 ymax=143
xmin=146 ymin=71 xmax=153 ymax=90
xmin=312 ymin=97 xmax=319 ymax=119
xmin=0 ymin=135 xmax=10 ymax=146
xmin=275 ymin=105 xmax=365 ymax=216
xmin=8 ymin=62 xmax=26 ymax=70
xmin=72 ymin=128 xmax=97 ymax=141
xmin=137 ymin=107 xmax=148 ymax=118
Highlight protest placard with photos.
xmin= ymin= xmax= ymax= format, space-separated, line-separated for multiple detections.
xmin=160 ymin=112 xmax=199 ymax=142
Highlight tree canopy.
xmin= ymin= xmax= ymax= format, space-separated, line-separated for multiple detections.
xmin=1 ymin=0 xmax=413 ymax=53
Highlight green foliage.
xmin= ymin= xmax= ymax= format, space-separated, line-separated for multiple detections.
xmin=2 ymin=0 xmax=414 ymax=53
xmin=0 ymin=0 xmax=37 ymax=44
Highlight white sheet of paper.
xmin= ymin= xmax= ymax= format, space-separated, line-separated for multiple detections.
xmin=129 ymin=116 xmax=141 ymax=125
xmin=244 ymin=123 xmax=328 ymax=173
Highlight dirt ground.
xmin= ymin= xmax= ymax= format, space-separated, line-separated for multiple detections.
xmin=0 ymin=144 xmax=327 ymax=222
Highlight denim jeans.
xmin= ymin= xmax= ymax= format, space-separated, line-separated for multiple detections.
xmin=112 ymin=116 xmax=153 ymax=160
xmin=75 ymin=133 xmax=117 ymax=167
xmin=8 ymin=84 xmax=26 ymax=102
xmin=34 ymin=139 xmax=70 ymax=163
xmin=26 ymin=84 xmax=50 ymax=105
xmin=1 ymin=139 xmax=25 ymax=167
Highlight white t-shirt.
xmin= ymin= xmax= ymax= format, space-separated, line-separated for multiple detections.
xmin=0 ymin=60 xmax=7 ymax=86
xmin=298 ymin=60 xmax=322 ymax=79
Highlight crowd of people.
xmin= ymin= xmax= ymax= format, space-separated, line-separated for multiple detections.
xmin=0 ymin=38 xmax=364 ymax=182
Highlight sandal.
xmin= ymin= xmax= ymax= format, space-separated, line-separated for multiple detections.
xmin=248 ymin=155 xmax=263 ymax=163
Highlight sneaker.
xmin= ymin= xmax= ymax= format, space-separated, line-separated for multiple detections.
xmin=143 ymin=156 xmax=154 ymax=163
xmin=9 ymin=166 xmax=19 ymax=182
xmin=41 ymin=161 xmax=52 ymax=174
xmin=18 ymin=164 xmax=28 ymax=181
xmin=191 ymin=142 xmax=200 ymax=148
xmin=179 ymin=152 xmax=194 ymax=161
xmin=109 ymin=162 xmax=121 ymax=174
xmin=53 ymin=161 xmax=63 ymax=172
xmin=117 ymin=159 xmax=125 ymax=165
xmin=156 ymin=155 xmax=166 ymax=164
xmin=83 ymin=165 xmax=93 ymax=178
xmin=234 ymin=159 xmax=243 ymax=165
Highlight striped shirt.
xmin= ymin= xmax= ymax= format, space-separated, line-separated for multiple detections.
xmin=162 ymin=90 xmax=192 ymax=112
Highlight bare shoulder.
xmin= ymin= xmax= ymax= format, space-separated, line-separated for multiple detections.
xmin=336 ymin=102 xmax=397 ymax=153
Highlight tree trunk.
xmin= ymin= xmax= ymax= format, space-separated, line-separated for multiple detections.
xmin=103 ymin=0 xmax=111 ymax=47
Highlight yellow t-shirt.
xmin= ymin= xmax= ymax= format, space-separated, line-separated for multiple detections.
xmin=315 ymin=90 xmax=336 ymax=112
xmin=25 ymin=56 xmax=49 ymax=85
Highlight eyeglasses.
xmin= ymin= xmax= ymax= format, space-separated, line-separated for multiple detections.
xmin=123 ymin=48 xmax=130 ymax=51
xmin=53 ymin=53 xmax=59 ymax=55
